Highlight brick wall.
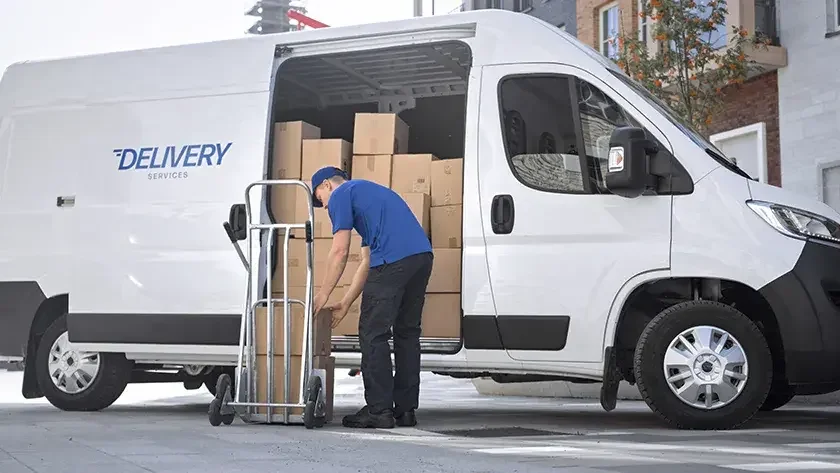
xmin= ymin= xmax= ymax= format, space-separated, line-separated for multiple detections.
xmin=707 ymin=72 xmax=781 ymax=187
xmin=577 ymin=0 xmax=637 ymax=53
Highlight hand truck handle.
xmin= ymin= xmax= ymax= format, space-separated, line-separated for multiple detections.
xmin=223 ymin=221 xmax=250 ymax=271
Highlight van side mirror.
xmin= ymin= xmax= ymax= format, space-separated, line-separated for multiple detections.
xmin=226 ymin=204 xmax=247 ymax=242
xmin=605 ymin=127 xmax=659 ymax=198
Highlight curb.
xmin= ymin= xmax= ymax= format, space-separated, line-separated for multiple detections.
xmin=471 ymin=378 xmax=840 ymax=406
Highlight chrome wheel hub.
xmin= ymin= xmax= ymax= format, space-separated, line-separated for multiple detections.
xmin=663 ymin=325 xmax=748 ymax=410
xmin=48 ymin=331 xmax=101 ymax=394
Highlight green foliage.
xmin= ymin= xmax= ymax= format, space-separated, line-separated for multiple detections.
xmin=613 ymin=0 xmax=770 ymax=134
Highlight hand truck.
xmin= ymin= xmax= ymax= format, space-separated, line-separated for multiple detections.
xmin=208 ymin=179 xmax=328 ymax=429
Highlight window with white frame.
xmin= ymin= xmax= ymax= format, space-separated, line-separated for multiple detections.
xmin=638 ymin=0 xmax=648 ymax=47
xmin=599 ymin=2 xmax=620 ymax=58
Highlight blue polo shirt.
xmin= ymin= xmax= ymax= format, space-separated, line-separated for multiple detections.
xmin=327 ymin=179 xmax=432 ymax=267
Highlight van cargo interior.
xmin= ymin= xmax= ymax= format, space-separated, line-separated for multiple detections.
xmin=272 ymin=40 xmax=470 ymax=161
xmin=268 ymin=40 xmax=471 ymax=354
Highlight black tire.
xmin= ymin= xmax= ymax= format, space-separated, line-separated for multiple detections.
xmin=205 ymin=368 xmax=236 ymax=396
xmin=759 ymin=384 xmax=796 ymax=411
xmin=35 ymin=314 xmax=132 ymax=412
xmin=304 ymin=376 xmax=323 ymax=430
xmin=634 ymin=300 xmax=773 ymax=430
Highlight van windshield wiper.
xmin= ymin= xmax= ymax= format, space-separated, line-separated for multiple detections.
xmin=705 ymin=148 xmax=755 ymax=181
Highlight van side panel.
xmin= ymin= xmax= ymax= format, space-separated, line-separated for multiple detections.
xmin=65 ymin=91 xmax=269 ymax=317
xmin=0 ymin=39 xmax=275 ymax=354
xmin=0 ymin=104 xmax=77 ymax=357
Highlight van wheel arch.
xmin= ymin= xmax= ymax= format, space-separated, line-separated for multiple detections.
xmin=610 ymin=278 xmax=787 ymax=389
xmin=22 ymin=294 xmax=70 ymax=399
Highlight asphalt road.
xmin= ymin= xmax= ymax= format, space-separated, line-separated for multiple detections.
xmin=2 ymin=369 xmax=840 ymax=473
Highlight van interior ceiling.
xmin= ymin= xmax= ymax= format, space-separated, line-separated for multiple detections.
xmin=271 ymin=40 xmax=472 ymax=166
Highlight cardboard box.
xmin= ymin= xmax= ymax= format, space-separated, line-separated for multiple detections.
xmin=352 ymin=154 xmax=393 ymax=187
xmin=272 ymin=121 xmax=321 ymax=179
xmin=255 ymin=354 xmax=334 ymax=419
xmin=270 ymin=238 xmax=331 ymax=289
xmin=392 ymin=154 xmax=437 ymax=194
xmin=333 ymin=293 xmax=362 ymax=336
xmin=254 ymin=306 xmax=333 ymax=357
xmin=431 ymin=204 xmax=462 ymax=249
xmin=431 ymin=158 xmax=464 ymax=207
xmin=350 ymin=234 xmax=363 ymax=263
xmin=301 ymin=139 xmax=352 ymax=180
xmin=353 ymin=113 xmax=409 ymax=155
xmin=293 ymin=202 xmax=333 ymax=239
xmin=399 ymin=192 xmax=431 ymax=235
xmin=427 ymin=248 xmax=461 ymax=293
xmin=421 ymin=293 xmax=461 ymax=338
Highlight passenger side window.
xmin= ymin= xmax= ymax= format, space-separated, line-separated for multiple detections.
xmin=499 ymin=74 xmax=647 ymax=195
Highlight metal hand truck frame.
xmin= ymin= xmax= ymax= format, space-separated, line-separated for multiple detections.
xmin=208 ymin=179 xmax=328 ymax=429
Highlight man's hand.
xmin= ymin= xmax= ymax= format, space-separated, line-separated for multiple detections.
xmin=313 ymin=290 xmax=328 ymax=315
xmin=325 ymin=299 xmax=351 ymax=329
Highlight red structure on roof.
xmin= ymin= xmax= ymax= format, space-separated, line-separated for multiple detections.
xmin=287 ymin=9 xmax=329 ymax=29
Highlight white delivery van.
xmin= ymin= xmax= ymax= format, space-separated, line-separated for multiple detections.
xmin=1 ymin=10 xmax=839 ymax=430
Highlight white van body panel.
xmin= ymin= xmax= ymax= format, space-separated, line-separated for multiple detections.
xmin=0 ymin=10 xmax=829 ymax=391
xmin=670 ymin=167 xmax=803 ymax=289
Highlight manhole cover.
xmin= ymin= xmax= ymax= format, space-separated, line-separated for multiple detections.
xmin=432 ymin=427 xmax=561 ymax=438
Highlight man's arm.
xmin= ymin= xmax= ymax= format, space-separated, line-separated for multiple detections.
xmin=319 ymin=229 xmax=350 ymax=298
xmin=342 ymin=245 xmax=370 ymax=307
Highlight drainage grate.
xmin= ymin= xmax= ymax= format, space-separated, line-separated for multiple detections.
xmin=431 ymin=427 xmax=563 ymax=438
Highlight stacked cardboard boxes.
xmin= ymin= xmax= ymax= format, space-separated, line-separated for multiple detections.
xmin=269 ymin=113 xmax=464 ymax=342
xmin=424 ymin=158 xmax=463 ymax=338
xmin=254 ymin=305 xmax=335 ymax=421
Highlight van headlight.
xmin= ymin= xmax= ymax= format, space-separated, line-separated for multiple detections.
xmin=747 ymin=200 xmax=840 ymax=244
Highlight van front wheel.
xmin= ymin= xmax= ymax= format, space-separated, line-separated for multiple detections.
xmin=634 ymin=300 xmax=772 ymax=430
xmin=35 ymin=314 xmax=132 ymax=411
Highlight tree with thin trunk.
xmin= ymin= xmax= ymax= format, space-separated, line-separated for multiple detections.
xmin=613 ymin=0 xmax=771 ymax=134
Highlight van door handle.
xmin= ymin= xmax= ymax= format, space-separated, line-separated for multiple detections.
xmin=491 ymin=194 xmax=514 ymax=234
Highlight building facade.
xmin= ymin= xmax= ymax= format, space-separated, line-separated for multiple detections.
xmin=575 ymin=0 xmax=787 ymax=186
xmin=777 ymin=0 xmax=840 ymax=209
xmin=461 ymin=0 xmax=577 ymax=35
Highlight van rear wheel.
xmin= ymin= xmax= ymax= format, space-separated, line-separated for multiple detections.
xmin=35 ymin=314 xmax=132 ymax=411
xmin=634 ymin=300 xmax=772 ymax=430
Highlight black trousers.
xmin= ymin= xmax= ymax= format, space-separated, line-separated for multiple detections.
xmin=358 ymin=251 xmax=434 ymax=415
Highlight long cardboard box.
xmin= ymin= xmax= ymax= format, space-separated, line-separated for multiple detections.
xmin=302 ymin=139 xmax=352 ymax=179
xmin=352 ymin=154 xmax=393 ymax=187
xmin=421 ymin=293 xmax=461 ymax=338
xmin=392 ymin=154 xmax=438 ymax=194
xmin=272 ymin=121 xmax=321 ymax=179
xmin=430 ymin=158 xmax=464 ymax=207
xmin=254 ymin=306 xmax=333 ymax=357
xmin=255 ymin=354 xmax=334 ymax=421
xmin=353 ymin=113 xmax=409 ymax=155
xmin=431 ymin=204 xmax=463 ymax=249
xmin=427 ymin=248 xmax=461 ymax=293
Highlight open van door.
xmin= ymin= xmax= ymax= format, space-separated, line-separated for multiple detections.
xmin=477 ymin=63 xmax=673 ymax=367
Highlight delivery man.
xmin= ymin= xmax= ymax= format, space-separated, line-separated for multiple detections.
xmin=309 ymin=166 xmax=434 ymax=429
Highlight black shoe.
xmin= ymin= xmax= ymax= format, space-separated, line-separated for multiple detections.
xmin=394 ymin=410 xmax=417 ymax=427
xmin=342 ymin=406 xmax=395 ymax=429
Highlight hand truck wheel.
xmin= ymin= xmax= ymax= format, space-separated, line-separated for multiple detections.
xmin=209 ymin=373 xmax=235 ymax=426
xmin=303 ymin=375 xmax=324 ymax=429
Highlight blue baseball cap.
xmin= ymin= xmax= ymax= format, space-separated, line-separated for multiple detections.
xmin=310 ymin=166 xmax=348 ymax=207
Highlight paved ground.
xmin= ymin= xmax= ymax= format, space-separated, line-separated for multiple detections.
xmin=3 ymin=369 xmax=840 ymax=473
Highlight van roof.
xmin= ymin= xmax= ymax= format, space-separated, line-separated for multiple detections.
xmin=0 ymin=10 xmax=605 ymax=111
